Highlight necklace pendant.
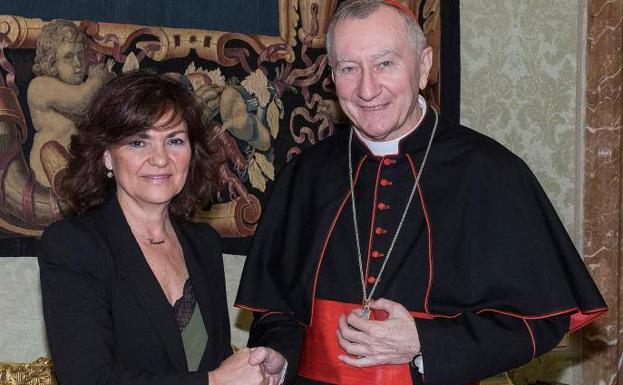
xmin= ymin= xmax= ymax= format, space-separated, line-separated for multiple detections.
xmin=361 ymin=303 xmax=371 ymax=320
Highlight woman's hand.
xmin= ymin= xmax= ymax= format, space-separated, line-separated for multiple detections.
xmin=208 ymin=348 xmax=270 ymax=385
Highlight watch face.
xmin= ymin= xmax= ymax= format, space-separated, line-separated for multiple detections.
xmin=412 ymin=353 xmax=424 ymax=373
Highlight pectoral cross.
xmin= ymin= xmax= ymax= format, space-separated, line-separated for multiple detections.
xmin=361 ymin=301 xmax=371 ymax=320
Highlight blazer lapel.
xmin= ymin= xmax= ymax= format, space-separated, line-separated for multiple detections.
xmin=102 ymin=199 xmax=188 ymax=372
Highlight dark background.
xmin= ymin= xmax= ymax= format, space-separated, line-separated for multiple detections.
xmin=1 ymin=0 xmax=279 ymax=35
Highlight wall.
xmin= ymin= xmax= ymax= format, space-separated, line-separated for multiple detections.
xmin=461 ymin=0 xmax=582 ymax=236
xmin=0 ymin=258 xmax=48 ymax=362
xmin=460 ymin=0 xmax=586 ymax=384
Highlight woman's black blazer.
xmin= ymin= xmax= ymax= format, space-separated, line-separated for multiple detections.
xmin=39 ymin=198 xmax=233 ymax=385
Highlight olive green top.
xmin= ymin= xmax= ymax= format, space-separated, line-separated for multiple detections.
xmin=181 ymin=303 xmax=208 ymax=372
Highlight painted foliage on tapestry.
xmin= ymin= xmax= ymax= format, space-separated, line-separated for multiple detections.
xmin=0 ymin=0 xmax=442 ymax=253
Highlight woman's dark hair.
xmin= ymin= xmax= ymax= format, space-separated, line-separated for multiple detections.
xmin=62 ymin=70 xmax=219 ymax=218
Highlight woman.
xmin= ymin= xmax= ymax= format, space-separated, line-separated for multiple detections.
xmin=39 ymin=71 xmax=269 ymax=385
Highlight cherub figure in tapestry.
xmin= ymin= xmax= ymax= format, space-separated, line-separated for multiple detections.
xmin=27 ymin=19 xmax=114 ymax=192
xmin=188 ymin=65 xmax=283 ymax=197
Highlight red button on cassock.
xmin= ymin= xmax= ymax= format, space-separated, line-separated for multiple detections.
xmin=380 ymin=178 xmax=393 ymax=187
xmin=371 ymin=250 xmax=384 ymax=258
xmin=375 ymin=227 xmax=387 ymax=235
xmin=377 ymin=202 xmax=390 ymax=210
xmin=367 ymin=276 xmax=376 ymax=284
xmin=382 ymin=158 xmax=396 ymax=166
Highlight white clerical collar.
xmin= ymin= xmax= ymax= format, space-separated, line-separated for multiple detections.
xmin=355 ymin=95 xmax=427 ymax=156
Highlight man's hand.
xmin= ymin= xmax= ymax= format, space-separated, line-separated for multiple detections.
xmin=249 ymin=346 xmax=287 ymax=383
xmin=337 ymin=298 xmax=420 ymax=367
xmin=208 ymin=348 xmax=270 ymax=385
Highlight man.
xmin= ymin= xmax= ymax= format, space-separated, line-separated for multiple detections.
xmin=28 ymin=19 xmax=114 ymax=190
xmin=237 ymin=1 xmax=607 ymax=384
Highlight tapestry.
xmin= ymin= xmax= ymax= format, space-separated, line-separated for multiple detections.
xmin=0 ymin=0 xmax=459 ymax=255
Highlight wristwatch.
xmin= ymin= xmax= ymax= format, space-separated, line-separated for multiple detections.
xmin=411 ymin=352 xmax=424 ymax=374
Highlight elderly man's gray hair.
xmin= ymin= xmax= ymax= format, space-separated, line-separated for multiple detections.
xmin=325 ymin=0 xmax=427 ymax=65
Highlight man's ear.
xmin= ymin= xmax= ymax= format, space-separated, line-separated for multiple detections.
xmin=418 ymin=47 xmax=433 ymax=90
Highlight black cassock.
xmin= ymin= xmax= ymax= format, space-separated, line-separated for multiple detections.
xmin=236 ymin=108 xmax=607 ymax=385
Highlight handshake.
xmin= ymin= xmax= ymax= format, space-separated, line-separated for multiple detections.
xmin=208 ymin=346 xmax=286 ymax=385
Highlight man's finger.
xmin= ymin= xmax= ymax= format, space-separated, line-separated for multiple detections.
xmin=338 ymin=314 xmax=369 ymax=344
xmin=344 ymin=311 xmax=374 ymax=333
xmin=369 ymin=298 xmax=409 ymax=317
xmin=336 ymin=330 xmax=369 ymax=356
xmin=338 ymin=354 xmax=381 ymax=368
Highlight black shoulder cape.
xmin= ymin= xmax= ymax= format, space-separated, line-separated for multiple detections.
xmin=236 ymin=108 xmax=607 ymax=331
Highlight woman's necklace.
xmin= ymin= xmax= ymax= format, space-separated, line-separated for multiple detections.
xmin=134 ymin=230 xmax=168 ymax=246
xmin=347 ymin=108 xmax=438 ymax=319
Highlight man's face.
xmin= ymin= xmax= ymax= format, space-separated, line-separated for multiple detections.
xmin=332 ymin=6 xmax=432 ymax=141
xmin=54 ymin=41 xmax=85 ymax=85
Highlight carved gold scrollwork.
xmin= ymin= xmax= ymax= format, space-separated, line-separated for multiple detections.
xmin=0 ymin=17 xmax=294 ymax=65
xmin=0 ymin=90 xmax=60 ymax=235
xmin=0 ymin=121 xmax=58 ymax=235
xmin=0 ymin=85 xmax=27 ymax=141
xmin=297 ymin=0 xmax=338 ymax=48
xmin=89 ymin=23 xmax=296 ymax=65
xmin=217 ymin=32 xmax=294 ymax=66
xmin=422 ymin=0 xmax=440 ymax=85
xmin=279 ymin=0 xmax=300 ymax=48
xmin=193 ymin=195 xmax=261 ymax=238
xmin=0 ymin=15 xmax=42 ymax=49
xmin=0 ymin=357 xmax=57 ymax=385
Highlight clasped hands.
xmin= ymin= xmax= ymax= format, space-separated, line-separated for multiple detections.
xmin=208 ymin=298 xmax=417 ymax=384
xmin=337 ymin=298 xmax=421 ymax=367
xmin=208 ymin=346 xmax=286 ymax=385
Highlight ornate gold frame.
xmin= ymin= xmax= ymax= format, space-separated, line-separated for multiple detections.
xmin=1 ymin=1 xmax=298 ymax=63
xmin=0 ymin=358 xmax=56 ymax=385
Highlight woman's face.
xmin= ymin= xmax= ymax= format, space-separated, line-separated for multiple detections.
xmin=103 ymin=114 xmax=192 ymax=210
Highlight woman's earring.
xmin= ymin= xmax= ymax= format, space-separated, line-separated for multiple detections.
xmin=106 ymin=169 xmax=114 ymax=179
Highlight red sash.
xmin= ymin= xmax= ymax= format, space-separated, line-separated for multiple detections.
xmin=298 ymin=299 xmax=413 ymax=385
